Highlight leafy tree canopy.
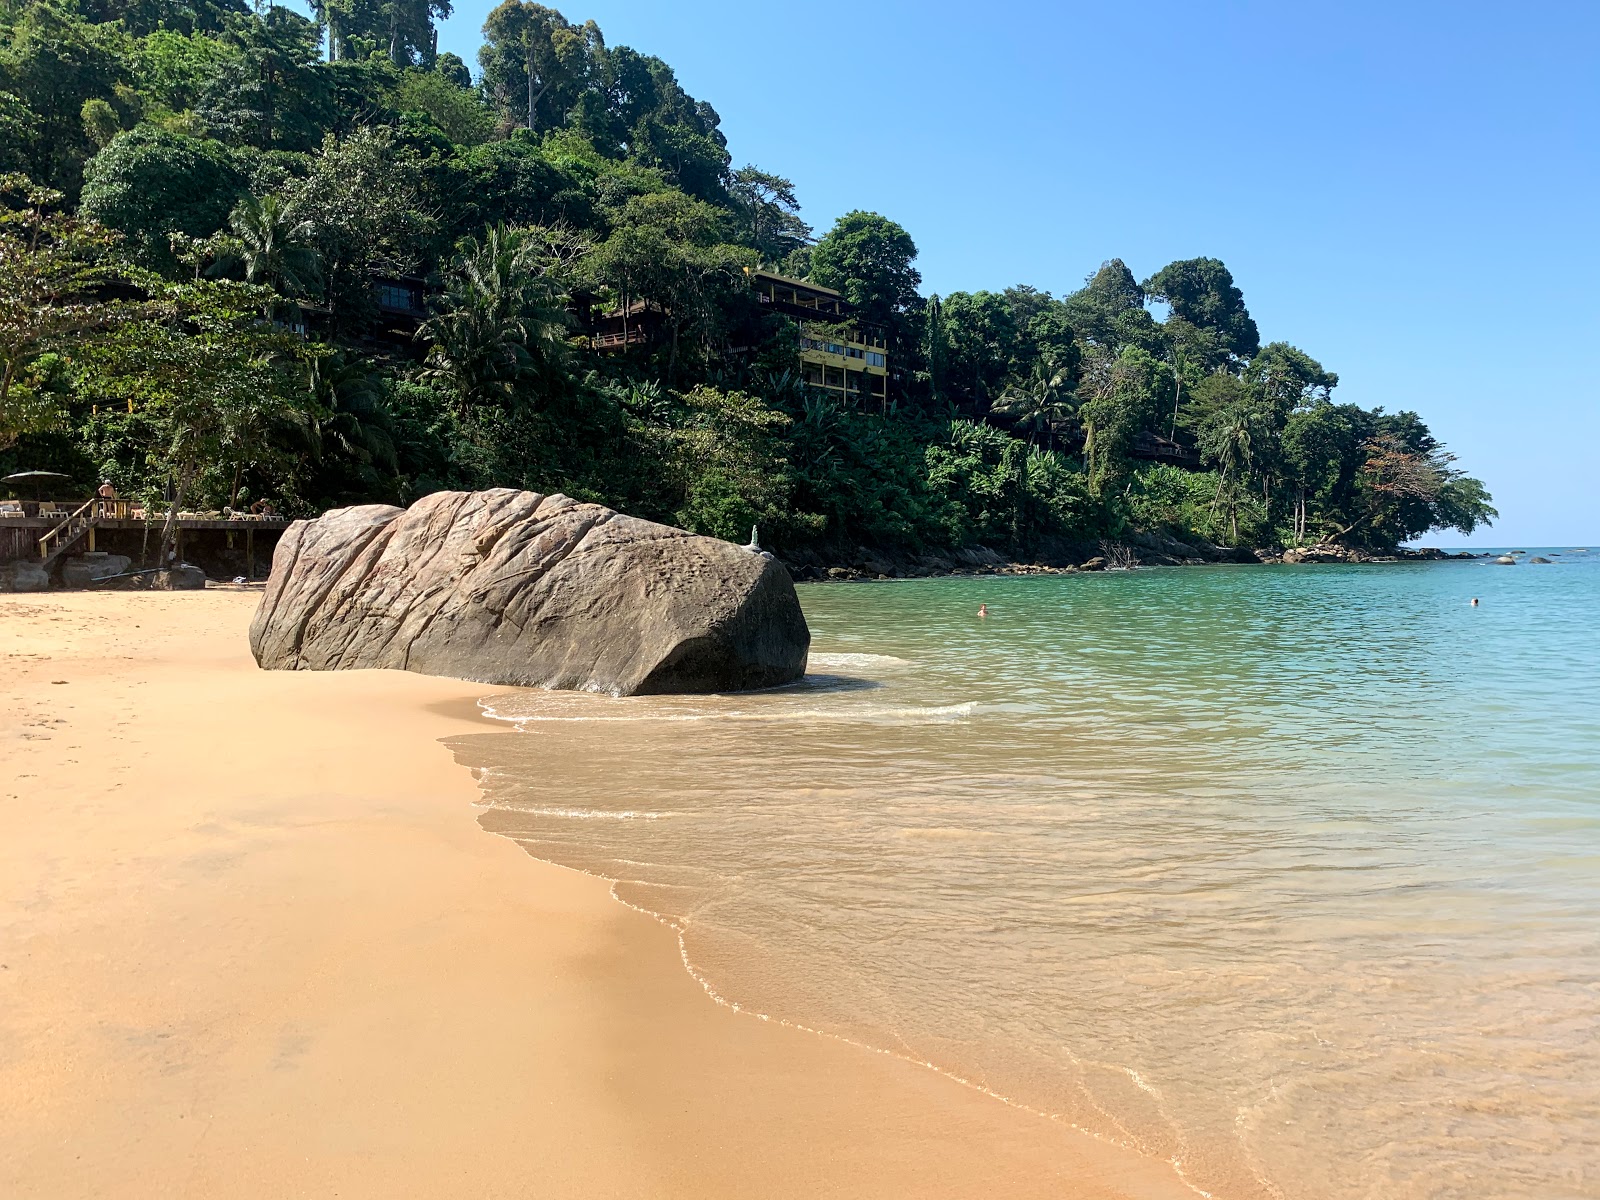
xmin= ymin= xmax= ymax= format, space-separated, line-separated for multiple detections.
xmin=1143 ymin=256 xmax=1260 ymax=364
xmin=810 ymin=210 xmax=921 ymax=351
xmin=79 ymin=126 xmax=244 ymax=267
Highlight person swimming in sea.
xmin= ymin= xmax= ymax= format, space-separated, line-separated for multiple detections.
xmin=977 ymin=603 xmax=988 ymax=618
xmin=1471 ymin=598 xmax=1479 ymax=606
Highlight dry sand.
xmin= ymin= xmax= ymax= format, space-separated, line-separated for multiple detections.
xmin=1 ymin=589 xmax=1194 ymax=1199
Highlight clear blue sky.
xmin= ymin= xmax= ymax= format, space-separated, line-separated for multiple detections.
xmin=425 ymin=0 xmax=1597 ymax=546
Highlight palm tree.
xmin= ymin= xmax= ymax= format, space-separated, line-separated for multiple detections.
xmin=994 ymin=358 xmax=1074 ymax=449
xmin=212 ymin=194 xmax=322 ymax=301
xmin=307 ymin=351 xmax=398 ymax=480
xmin=1201 ymin=403 xmax=1255 ymax=542
xmin=1165 ymin=343 xmax=1193 ymax=441
xmin=419 ymin=225 xmax=571 ymax=414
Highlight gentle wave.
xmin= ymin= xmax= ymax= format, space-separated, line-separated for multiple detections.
xmin=480 ymin=699 xmax=977 ymax=726
xmin=472 ymin=800 xmax=676 ymax=820
xmin=808 ymin=651 xmax=912 ymax=670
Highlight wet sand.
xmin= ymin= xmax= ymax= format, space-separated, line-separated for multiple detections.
xmin=0 ymin=589 xmax=1193 ymax=1199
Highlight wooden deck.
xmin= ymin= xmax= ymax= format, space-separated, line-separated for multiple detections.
xmin=0 ymin=516 xmax=292 ymax=532
xmin=0 ymin=499 xmax=291 ymax=567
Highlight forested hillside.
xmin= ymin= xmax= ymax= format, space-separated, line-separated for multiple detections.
xmin=0 ymin=0 xmax=1496 ymax=562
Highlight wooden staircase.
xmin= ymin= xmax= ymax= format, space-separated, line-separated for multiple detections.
xmin=37 ymin=498 xmax=102 ymax=569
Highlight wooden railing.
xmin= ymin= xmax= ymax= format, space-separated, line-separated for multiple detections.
xmin=97 ymin=498 xmax=142 ymax=520
xmin=37 ymin=497 xmax=101 ymax=564
xmin=1 ymin=497 xmax=135 ymax=521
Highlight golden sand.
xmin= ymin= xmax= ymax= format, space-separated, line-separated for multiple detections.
xmin=0 ymin=589 xmax=1192 ymax=1198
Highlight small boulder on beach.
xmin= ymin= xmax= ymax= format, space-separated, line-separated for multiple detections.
xmin=0 ymin=561 xmax=48 ymax=592
xmin=61 ymin=552 xmax=132 ymax=588
xmin=249 ymin=489 xmax=810 ymax=695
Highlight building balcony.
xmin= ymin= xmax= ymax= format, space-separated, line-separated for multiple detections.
xmin=593 ymin=328 xmax=651 ymax=350
xmin=799 ymin=342 xmax=888 ymax=373
xmin=802 ymin=362 xmax=887 ymax=399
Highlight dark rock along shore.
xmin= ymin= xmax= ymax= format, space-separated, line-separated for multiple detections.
xmin=250 ymin=489 xmax=810 ymax=695
xmin=780 ymin=532 xmax=1471 ymax=582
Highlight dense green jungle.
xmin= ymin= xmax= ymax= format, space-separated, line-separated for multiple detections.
xmin=0 ymin=0 xmax=1497 ymax=568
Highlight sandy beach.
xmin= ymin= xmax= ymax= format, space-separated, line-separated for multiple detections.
xmin=0 ymin=588 xmax=1192 ymax=1199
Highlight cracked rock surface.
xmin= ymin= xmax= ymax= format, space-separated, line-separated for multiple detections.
xmin=249 ymin=489 xmax=810 ymax=695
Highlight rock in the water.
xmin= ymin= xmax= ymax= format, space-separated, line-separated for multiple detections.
xmin=0 ymin=560 xmax=48 ymax=592
xmin=1127 ymin=530 xmax=1206 ymax=565
xmin=249 ymin=489 xmax=810 ymax=695
xmin=1529 ymin=556 xmax=1552 ymax=564
xmin=1282 ymin=543 xmax=1354 ymax=564
xmin=1495 ymin=555 xmax=1517 ymax=565
xmin=1080 ymin=556 xmax=1108 ymax=571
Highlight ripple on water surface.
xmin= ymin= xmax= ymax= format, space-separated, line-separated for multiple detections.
xmin=451 ymin=556 xmax=1600 ymax=1200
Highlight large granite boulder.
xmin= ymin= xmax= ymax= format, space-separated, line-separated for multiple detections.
xmin=249 ymin=489 xmax=810 ymax=695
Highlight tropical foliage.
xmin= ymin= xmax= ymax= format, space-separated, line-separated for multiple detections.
xmin=0 ymin=0 xmax=1494 ymax=560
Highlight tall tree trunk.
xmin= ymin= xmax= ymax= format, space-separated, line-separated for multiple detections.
xmin=1014 ymin=448 xmax=1029 ymax=556
xmin=261 ymin=64 xmax=274 ymax=147
xmin=524 ymin=42 xmax=552 ymax=131
xmin=534 ymin=43 xmax=547 ymax=129
xmin=158 ymin=467 xmax=194 ymax=571
xmin=1327 ymin=513 xmax=1372 ymax=544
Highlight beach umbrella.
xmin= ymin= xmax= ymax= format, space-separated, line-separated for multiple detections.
xmin=2 ymin=470 xmax=71 ymax=500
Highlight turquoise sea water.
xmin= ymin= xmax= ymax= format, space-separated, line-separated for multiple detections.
xmin=455 ymin=551 xmax=1600 ymax=1199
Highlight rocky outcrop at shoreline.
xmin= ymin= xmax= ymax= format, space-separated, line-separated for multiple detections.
xmin=250 ymin=489 xmax=810 ymax=695
xmin=782 ymin=537 xmax=1473 ymax=581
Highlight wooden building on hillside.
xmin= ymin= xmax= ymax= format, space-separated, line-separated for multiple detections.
xmin=746 ymin=269 xmax=888 ymax=404
xmin=588 ymin=269 xmax=891 ymax=406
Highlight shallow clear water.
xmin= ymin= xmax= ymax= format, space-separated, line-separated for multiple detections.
xmin=451 ymin=551 xmax=1600 ymax=1199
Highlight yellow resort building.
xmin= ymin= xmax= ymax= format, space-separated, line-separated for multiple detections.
xmin=746 ymin=269 xmax=888 ymax=404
